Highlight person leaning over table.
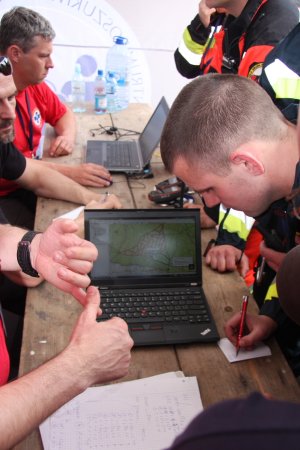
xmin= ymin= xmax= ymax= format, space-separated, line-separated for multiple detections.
xmin=166 ymin=391 xmax=300 ymax=449
xmin=166 ymin=236 xmax=300 ymax=450
xmin=160 ymin=73 xmax=300 ymax=375
xmin=0 ymin=6 xmax=114 ymax=230
xmin=175 ymin=0 xmax=299 ymax=283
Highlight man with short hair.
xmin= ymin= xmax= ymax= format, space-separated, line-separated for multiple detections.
xmin=0 ymin=6 xmax=114 ymax=229
xmin=175 ymin=0 xmax=299 ymax=281
xmin=160 ymin=73 xmax=300 ymax=366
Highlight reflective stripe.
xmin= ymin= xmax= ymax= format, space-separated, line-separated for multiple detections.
xmin=265 ymin=281 xmax=278 ymax=301
xmin=178 ymin=39 xmax=203 ymax=66
xmin=264 ymin=59 xmax=300 ymax=99
xmin=219 ymin=206 xmax=255 ymax=240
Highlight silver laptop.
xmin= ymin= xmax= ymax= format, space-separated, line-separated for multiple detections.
xmin=84 ymin=208 xmax=220 ymax=346
xmin=85 ymin=97 xmax=169 ymax=173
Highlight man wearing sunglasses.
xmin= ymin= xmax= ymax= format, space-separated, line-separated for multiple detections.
xmin=0 ymin=56 xmax=133 ymax=449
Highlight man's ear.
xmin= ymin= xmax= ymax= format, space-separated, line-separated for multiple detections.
xmin=229 ymin=151 xmax=265 ymax=175
xmin=6 ymin=45 xmax=22 ymax=63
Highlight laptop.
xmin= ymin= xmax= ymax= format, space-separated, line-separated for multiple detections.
xmin=85 ymin=97 xmax=169 ymax=173
xmin=84 ymin=208 xmax=220 ymax=346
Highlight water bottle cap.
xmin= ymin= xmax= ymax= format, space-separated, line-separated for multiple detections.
xmin=97 ymin=69 xmax=103 ymax=76
xmin=113 ymin=36 xmax=128 ymax=45
xmin=75 ymin=62 xmax=82 ymax=73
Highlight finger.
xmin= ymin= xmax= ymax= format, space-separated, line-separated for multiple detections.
xmin=71 ymin=285 xmax=102 ymax=315
xmin=53 ymin=218 xmax=80 ymax=235
xmin=85 ymin=163 xmax=111 ymax=177
xmin=56 ymin=267 xmax=92 ymax=289
xmin=82 ymin=286 xmax=101 ymax=320
xmin=239 ymin=256 xmax=249 ymax=278
xmin=55 ymin=244 xmax=98 ymax=264
xmin=53 ymin=253 xmax=94 ymax=275
xmin=49 ymin=139 xmax=65 ymax=157
xmin=70 ymin=286 xmax=89 ymax=307
xmin=108 ymin=316 xmax=130 ymax=331
xmin=224 ymin=252 xmax=238 ymax=271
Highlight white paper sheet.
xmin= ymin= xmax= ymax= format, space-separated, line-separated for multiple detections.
xmin=40 ymin=372 xmax=203 ymax=450
xmin=218 ymin=337 xmax=272 ymax=363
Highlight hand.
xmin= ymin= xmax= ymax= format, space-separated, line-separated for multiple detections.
xmin=98 ymin=193 xmax=122 ymax=209
xmin=49 ymin=135 xmax=74 ymax=157
xmin=30 ymin=219 xmax=98 ymax=304
xmin=224 ymin=312 xmax=277 ymax=349
xmin=205 ymin=244 xmax=249 ymax=277
xmin=67 ymin=163 xmax=113 ymax=187
xmin=66 ymin=286 xmax=133 ymax=385
xmin=260 ymin=241 xmax=286 ymax=272
xmin=75 ymin=197 xmax=122 ymax=238
xmin=198 ymin=0 xmax=216 ymax=28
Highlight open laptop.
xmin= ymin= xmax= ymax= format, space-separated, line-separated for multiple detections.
xmin=85 ymin=97 xmax=169 ymax=173
xmin=84 ymin=208 xmax=219 ymax=346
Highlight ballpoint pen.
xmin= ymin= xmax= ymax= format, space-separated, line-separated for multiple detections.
xmin=236 ymin=295 xmax=249 ymax=357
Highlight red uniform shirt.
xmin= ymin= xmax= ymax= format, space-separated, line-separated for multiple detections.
xmin=0 ymin=82 xmax=67 ymax=196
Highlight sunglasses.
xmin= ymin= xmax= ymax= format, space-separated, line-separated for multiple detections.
xmin=0 ymin=56 xmax=12 ymax=76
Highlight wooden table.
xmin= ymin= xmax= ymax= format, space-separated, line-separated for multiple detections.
xmin=15 ymin=104 xmax=300 ymax=449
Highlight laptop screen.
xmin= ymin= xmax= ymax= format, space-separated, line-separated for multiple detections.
xmin=85 ymin=209 xmax=202 ymax=286
xmin=139 ymin=97 xmax=169 ymax=164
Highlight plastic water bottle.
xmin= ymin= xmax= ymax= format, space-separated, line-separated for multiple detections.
xmin=94 ymin=69 xmax=107 ymax=114
xmin=106 ymin=72 xmax=118 ymax=113
xmin=71 ymin=63 xmax=86 ymax=113
xmin=105 ymin=36 xmax=130 ymax=111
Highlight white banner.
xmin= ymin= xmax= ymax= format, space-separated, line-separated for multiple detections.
xmin=0 ymin=0 xmax=151 ymax=103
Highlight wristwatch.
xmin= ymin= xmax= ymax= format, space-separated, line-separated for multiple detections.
xmin=17 ymin=231 xmax=41 ymax=277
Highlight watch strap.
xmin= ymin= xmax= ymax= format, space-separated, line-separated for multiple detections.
xmin=17 ymin=231 xmax=41 ymax=277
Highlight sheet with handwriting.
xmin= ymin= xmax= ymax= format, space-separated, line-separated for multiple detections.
xmin=40 ymin=372 xmax=203 ymax=450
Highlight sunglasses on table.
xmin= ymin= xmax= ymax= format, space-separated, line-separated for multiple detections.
xmin=0 ymin=56 xmax=12 ymax=76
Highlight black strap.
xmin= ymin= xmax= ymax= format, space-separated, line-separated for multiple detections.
xmin=16 ymin=91 xmax=34 ymax=152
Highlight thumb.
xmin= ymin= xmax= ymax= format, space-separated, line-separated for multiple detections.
xmin=82 ymin=286 xmax=101 ymax=320
xmin=238 ymin=254 xmax=249 ymax=278
xmin=53 ymin=218 xmax=79 ymax=235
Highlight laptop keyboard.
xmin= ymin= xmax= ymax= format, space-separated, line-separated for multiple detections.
xmin=106 ymin=142 xmax=140 ymax=168
xmin=97 ymin=287 xmax=211 ymax=324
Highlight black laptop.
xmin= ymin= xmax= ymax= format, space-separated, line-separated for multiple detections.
xmin=85 ymin=97 xmax=169 ymax=173
xmin=84 ymin=208 xmax=219 ymax=346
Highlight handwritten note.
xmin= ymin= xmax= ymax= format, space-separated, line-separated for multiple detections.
xmin=40 ymin=372 xmax=203 ymax=450
xmin=218 ymin=337 xmax=272 ymax=363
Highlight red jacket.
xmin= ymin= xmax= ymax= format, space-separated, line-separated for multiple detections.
xmin=175 ymin=0 xmax=299 ymax=81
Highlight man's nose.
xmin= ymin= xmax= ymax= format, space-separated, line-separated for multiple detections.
xmin=0 ymin=100 xmax=16 ymax=120
xmin=202 ymin=192 xmax=221 ymax=208
xmin=46 ymin=56 xmax=54 ymax=69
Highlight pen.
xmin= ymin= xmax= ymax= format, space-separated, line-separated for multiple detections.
xmin=236 ymin=295 xmax=249 ymax=357
xmin=101 ymin=192 xmax=110 ymax=203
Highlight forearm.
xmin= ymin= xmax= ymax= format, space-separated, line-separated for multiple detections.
xmin=0 ymin=350 xmax=86 ymax=450
xmin=19 ymin=160 xmax=103 ymax=205
xmin=0 ymin=225 xmax=28 ymax=272
xmin=54 ymin=107 xmax=76 ymax=144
